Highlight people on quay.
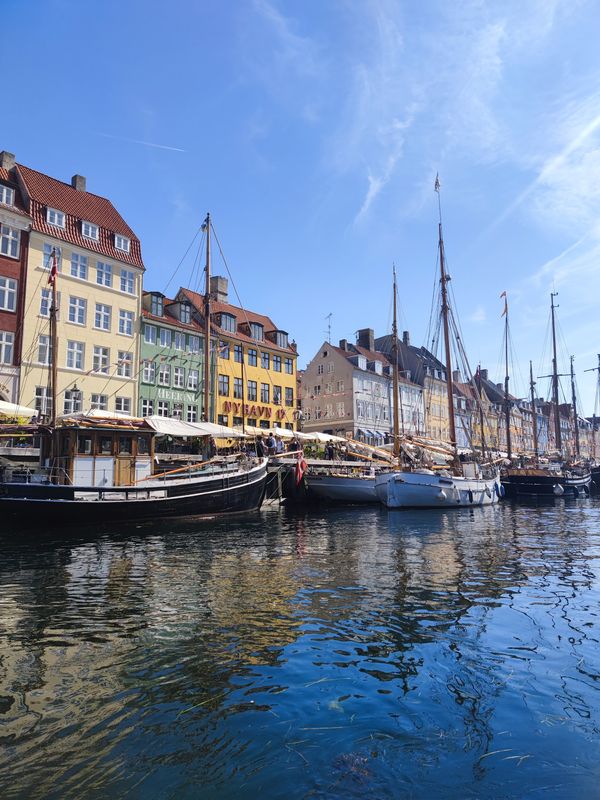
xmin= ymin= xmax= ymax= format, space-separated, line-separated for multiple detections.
xmin=255 ymin=435 xmax=266 ymax=458
xmin=266 ymin=432 xmax=276 ymax=455
xmin=325 ymin=440 xmax=335 ymax=460
xmin=275 ymin=435 xmax=285 ymax=454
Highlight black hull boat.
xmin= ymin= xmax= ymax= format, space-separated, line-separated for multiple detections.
xmin=0 ymin=459 xmax=268 ymax=525
xmin=501 ymin=468 xmax=591 ymax=499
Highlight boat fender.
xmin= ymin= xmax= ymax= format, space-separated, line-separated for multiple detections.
xmin=582 ymin=484 xmax=589 ymax=496
xmin=468 ymin=489 xmax=474 ymax=504
xmin=553 ymin=483 xmax=564 ymax=497
xmin=485 ymin=487 xmax=491 ymax=498
xmin=494 ymin=482 xmax=504 ymax=498
xmin=572 ymin=486 xmax=579 ymax=499
xmin=437 ymin=490 xmax=447 ymax=502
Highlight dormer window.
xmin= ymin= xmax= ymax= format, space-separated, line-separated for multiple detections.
xmin=47 ymin=207 xmax=65 ymax=228
xmin=150 ymin=294 xmax=164 ymax=316
xmin=115 ymin=234 xmax=130 ymax=253
xmin=250 ymin=322 xmax=264 ymax=341
xmin=220 ymin=312 xmax=236 ymax=333
xmin=0 ymin=185 xmax=14 ymax=206
xmin=273 ymin=330 xmax=288 ymax=348
xmin=82 ymin=220 xmax=99 ymax=240
xmin=358 ymin=356 xmax=367 ymax=370
xmin=180 ymin=303 xmax=191 ymax=324
xmin=374 ymin=361 xmax=382 ymax=375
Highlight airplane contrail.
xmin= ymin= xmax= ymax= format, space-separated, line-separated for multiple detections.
xmin=95 ymin=131 xmax=185 ymax=152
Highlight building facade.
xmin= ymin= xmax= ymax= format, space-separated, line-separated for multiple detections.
xmin=0 ymin=152 xmax=32 ymax=404
xmin=178 ymin=277 xmax=298 ymax=430
xmin=14 ymin=158 xmax=144 ymax=418
xmin=139 ymin=292 xmax=211 ymax=421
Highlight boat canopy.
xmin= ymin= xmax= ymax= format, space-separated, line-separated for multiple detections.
xmin=0 ymin=400 xmax=37 ymax=418
xmin=145 ymin=415 xmax=248 ymax=439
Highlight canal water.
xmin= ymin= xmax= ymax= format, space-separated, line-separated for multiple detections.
xmin=1 ymin=500 xmax=599 ymax=799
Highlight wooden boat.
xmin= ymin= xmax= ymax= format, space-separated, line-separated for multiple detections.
xmin=0 ymin=216 xmax=268 ymax=524
xmin=375 ymin=176 xmax=500 ymax=509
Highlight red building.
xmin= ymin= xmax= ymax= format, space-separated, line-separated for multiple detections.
xmin=0 ymin=151 xmax=31 ymax=405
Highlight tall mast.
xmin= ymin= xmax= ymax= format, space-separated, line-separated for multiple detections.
xmin=584 ymin=353 xmax=600 ymax=460
xmin=391 ymin=266 xmax=401 ymax=458
xmin=529 ymin=360 xmax=539 ymax=464
xmin=503 ymin=293 xmax=512 ymax=460
xmin=570 ymin=355 xmax=580 ymax=458
xmin=203 ymin=213 xmax=212 ymax=423
xmin=550 ymin=292 xmax=561 ymax=451
xmin=49 ymin=248 xmax=59 ymax=427
xmin=476 ymin=366 xmax=486 ymax=460
xmin=435 ymin=176 xmax=456 ymax=449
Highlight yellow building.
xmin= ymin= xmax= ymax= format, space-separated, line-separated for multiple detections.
xmin=179 ymin=278 xmax=298 ymax=430
xmin=15 ymin=163 xmax=144 ymax=417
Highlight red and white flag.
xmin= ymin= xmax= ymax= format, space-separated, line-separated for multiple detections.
xmin=48 ymin=249 xmax=58 ymax=286
xmin=295 ymin=452 xmax=308 ymax=485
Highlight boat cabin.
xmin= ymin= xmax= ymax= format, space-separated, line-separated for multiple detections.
xmin=45 ymin=420 xmax=154 ymax=487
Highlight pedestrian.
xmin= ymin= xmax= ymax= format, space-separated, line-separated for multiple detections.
xmin=325 ymin=440 xmax=335 ymax=460
xmin=266 ymin=431 xmax=276 ymax=455
xmin=256 ymin=435 xmax=266 ymax=458
xmin=276 ymin=435 xmax=284 ymax=454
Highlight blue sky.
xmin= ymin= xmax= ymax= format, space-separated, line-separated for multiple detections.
xmin=5 ymin=0 xmax=600 ymax=412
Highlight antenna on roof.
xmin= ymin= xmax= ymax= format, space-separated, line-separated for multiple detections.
xmin=325 ymin=312 xmax=332 ymax=344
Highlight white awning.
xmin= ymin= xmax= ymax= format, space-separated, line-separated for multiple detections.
xmin=145 ymin=416 xmax=248 ymax=439
xmin=0 ymin=400 xmax=38 ymax=418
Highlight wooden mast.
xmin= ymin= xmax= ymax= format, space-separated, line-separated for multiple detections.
xmin=476 ymin=366 xmax=486 ymax=460
xmin=49 ymin=248 xmax=59 ymax=428
xmin=570 ymin=355 xmax=580 ymax=458
xmin=584 ymin=354 xmax=600 ymax=460
xmin=391 ymin=266 xmax=401 ymax=459
xmin=503 ymin=293 xmax=512 ymax=460
xmin=550 ymin=292 xmax=561 ymax=452
xmin=529 ymin=360 xmax=539 ymax=464
xmin=203 ymin=213 xmax=212 ymax=423
xmin=435 ymin=175 xmax=457 ymax=452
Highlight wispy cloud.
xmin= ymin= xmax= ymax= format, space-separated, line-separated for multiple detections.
xmin=469 ymin=305 xmax=486 ymax=323
xmin=95 ymin=132 xmax=185 ymax=152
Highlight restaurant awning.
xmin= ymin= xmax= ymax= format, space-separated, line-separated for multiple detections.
xmin=145 ymin=416 xmax=248 ymax=439
xmin=0 ymin=400 xmax=37 ymax=418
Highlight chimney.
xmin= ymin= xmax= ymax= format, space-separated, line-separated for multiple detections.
xmin=480 ymin=369 xmax=488 ymax=381
xmin=339 ymin=338 xmax=348 ymax=351
xmin=210 ymin=275 xmax=228 ymax=303
xmin=0 ymin=151 xmax=15 ymax=170
xmin=402 ymin=330 xmax=410 ymax=346
xmin=357 ymin=328 xmax=374 ymax=352
xmin=71 ymin=174 xmax=86 ymax=192
xmin=453 ymin=370 xmax=461 ymax=383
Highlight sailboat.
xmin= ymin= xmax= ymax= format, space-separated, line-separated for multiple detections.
xmin=501 ymin=293 xmax=591 ymax=499
xmin=0 ymin=215 xmax=268 ymax=524
xmin=374 ymin=177 xmax=501 ymax=509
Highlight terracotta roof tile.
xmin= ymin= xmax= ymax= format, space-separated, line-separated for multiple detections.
xmin=16 ymin=163 xmax=144 ymax=270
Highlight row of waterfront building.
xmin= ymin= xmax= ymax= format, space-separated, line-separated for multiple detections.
xmin=0 ymin=151 xmax=298 ymax=429
xmin=1 ymin=149 xmax=595 ymax=458
xmin=299 ymin=329 xmax=598 ymax=459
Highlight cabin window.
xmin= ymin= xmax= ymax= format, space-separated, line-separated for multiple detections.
xmin=77 ymin=435 xmax=93 ymax=454
xmin=118 ymin=436 xmax=132 ymax=454
xmin=99 ymin=437 xmax=112 ymax=454
xmin=250 ymin=322 xmax=264 ymax=341
xmin=220 ymin=313 xmax=236 ymax=333
xmin=137 ymin=436 xmax=150 ymax=455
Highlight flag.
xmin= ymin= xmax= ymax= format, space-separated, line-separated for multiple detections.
xmin=295 ymin=452 xmax=308 ymax=485
xmin=434 ymin=173 xmax=441 ymax=193
xmin=500 ymin=291 xmax=508 ymax=317
xmin=48 ymin=248 xmax=58 ymax=285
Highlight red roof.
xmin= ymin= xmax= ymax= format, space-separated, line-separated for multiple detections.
xmin=16 ymin=163 xmax=144 ymax=270
xmin=179 ymin=286 xmax=296 ymax=354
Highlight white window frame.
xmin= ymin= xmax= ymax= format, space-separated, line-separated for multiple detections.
xmin=174 ymin=332 xmax=185 ymax=350
xmin=70 ymin=253 xmax=88 ymax=280
xmin=144 ymin=324 xmax=157 ymax=344
xmin=0 ymin=185 xmax=15 ymax=206
xmin=68 ymin=296 xmax=87 ymax=326
xmin=63 ymin=389 xmax=83 ymax=414
xmin=35 ymin=386 xmax=52 ymax=416
xmin=157 ymin=400 xmax=170 ymax=417
xmin=141 ymin=398 xmax=154 ymax=416
xmin=143 ymin=361 xmax=156 ymax=383
xmin=173 ymin=366 xmax=185 ymax=388
xmin=117 ymin=351 xmax=133 ymax=378
xmin=92 ymin=345 xmax=110 ymax=374
xmin=66 ymin=340 xmax=84 ymax=370
xmin=94 ymin=303 xmax=111 ymax=331
xmin=91 ymin=394 xmax=108 ymax=411
xmin=119 ymin=309 xmax=134 ymax=336
xmin=38 ymin=335 xmax=52 ymax=365
xmin=120 ymin=269 xmax=135 ymax=294
xmin=43 ymin=244 xmax=62 ymax=270
xmin=159 ymin=328 xmax=171 ymax=347
xmin=0 ymin=277 xmax=17 ymax=311
xmin=47 ymin=208 xmax=65 ymax=228
xmin=115 ymin=396 xmax=131 ymax=414
xmin=0 ymin=331 xmax=14 ymax=364
xmin=115 ymin=234 xmax=130 ymax=253
xmin=96 ymin=261 xmax=112 ymax=287
xmin=0 ymin=224 xmax=19 ymax=258
xmin=187 ymin=405 xmax=197 ymax=423
xmin=81 ymin=220 xmax=99 ymax=240
xmin=188 ymin=369 xmax=199 ymax=390
xmin=158 ymin=363 xmax=171 ymax=386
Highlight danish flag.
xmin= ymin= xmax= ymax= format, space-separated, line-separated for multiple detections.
xmin=295 ymin=452 xmax=308 ymax=485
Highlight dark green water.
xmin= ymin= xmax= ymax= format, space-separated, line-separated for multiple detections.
xmin=1 ymin=500 xmax=599 ymax=799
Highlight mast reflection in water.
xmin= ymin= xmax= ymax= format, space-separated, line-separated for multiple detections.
xmin=1 ymin=502 xmax=599 ymax=799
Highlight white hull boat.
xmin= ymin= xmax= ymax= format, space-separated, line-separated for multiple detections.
xmin=375 ymin=468 xmax=502 ymax=509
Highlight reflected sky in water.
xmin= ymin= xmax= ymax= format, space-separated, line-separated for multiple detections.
xmin=0 ymin=501 xmax=599 ymax=799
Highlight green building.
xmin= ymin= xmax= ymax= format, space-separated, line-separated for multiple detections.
xmin=139 ymin=291 xmax=215 ymax=421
